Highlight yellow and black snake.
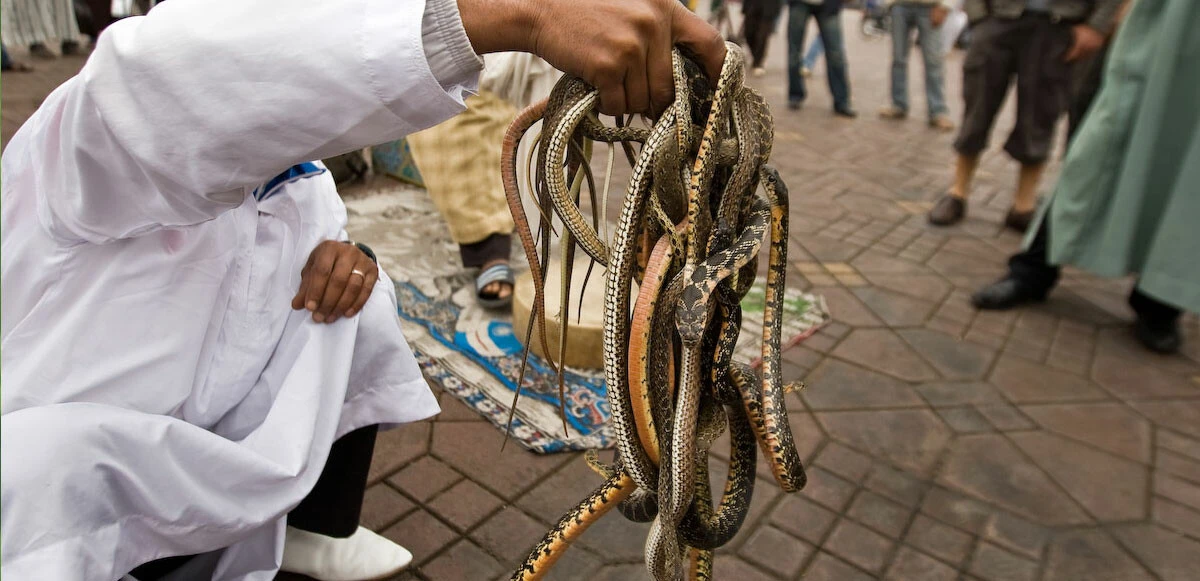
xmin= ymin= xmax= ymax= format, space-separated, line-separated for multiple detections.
xmin=502 ymin=44 xmax=806 ymax=581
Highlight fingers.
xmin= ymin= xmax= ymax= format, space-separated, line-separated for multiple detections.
xmin=646 ymin=27 xmax=675 ymax=116
xmin=598 ymin=76 xmax=629 ymax=116
xmin=1064 ymin=43 xmax=1081 ymax=62
xmin=303 ymin=244 xmax=337 ymax=317
xmin=347 ymin=264 xmax=379 ymax=319
xmin=315 ymin=253 xmax=356 ymax=323
xmin=291 ymin=276 xmax=309 ymax=310
xmin=669 ymin=2 xmax=726 ymax=81
xmin=292 ymin=251 xmax=317 ymax=310
xmin=330 ymin=258 xmax=373 ymax=323
xmin=296 ymin=241 xmax=379 ymax=324
xmin=623 ymin=50 xmax=651 ymax=116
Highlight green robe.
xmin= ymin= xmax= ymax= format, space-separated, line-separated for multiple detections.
xmin=1041 ymin=0 xmax=1200 ymax=313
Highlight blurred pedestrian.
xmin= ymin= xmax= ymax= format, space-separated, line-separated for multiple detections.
xmin=787 ymin=0 xmax=857 ymax=116
xmin=743 ymin=0 xmax=784 ymax=75
xmin=927 ymin=0 xmax=1123 ymax=231
xmin=972 ymin=0 xmax=1197 ymax=354
xmin=1 ymin=44 xmax=34 ymax=71
xmin=0 ymin=0 xmax=84 ymax=58
xmin=75 ymin=0 xmax=115 ymax=39
xmin=802 ymin=33 xmax=823 ymax=76
xmin=878 ymin=0 xmax=956 ymax=131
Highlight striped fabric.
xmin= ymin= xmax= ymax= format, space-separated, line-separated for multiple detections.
xmin=1 ymin=0 xmax=81 ymax=48
xmin=252 ymin=162 xmax=326 ymax=202
xmin=405 ymin=90 xmax=517 ymax=246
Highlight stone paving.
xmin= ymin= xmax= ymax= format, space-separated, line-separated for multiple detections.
xmin=4 ymin=10 xmax=1200 ymax=581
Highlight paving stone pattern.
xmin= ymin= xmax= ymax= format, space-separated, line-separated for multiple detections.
xmin=5 ymin=11 xmax=1200 ymax=581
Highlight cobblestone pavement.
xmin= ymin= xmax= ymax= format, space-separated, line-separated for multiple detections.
xmin=5 ymin=11 xmax=1200 ymax=581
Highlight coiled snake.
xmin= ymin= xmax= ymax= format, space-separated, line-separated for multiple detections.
xmin=502 ymin=44 xmax=806 ymax=581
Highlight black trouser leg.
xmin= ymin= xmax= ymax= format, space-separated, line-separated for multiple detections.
xmin=1007 ymin=216 xmax=1061 ymax=294
xmin=1129 ymin=288 xmax=1182 ymax=327
xmin=287 ymin=425 xmax=379 ymax=538
xmin=130 ymin=426 xmax=378 ymax=580
xmin=459 ymin=232 xmax=512 ymax=269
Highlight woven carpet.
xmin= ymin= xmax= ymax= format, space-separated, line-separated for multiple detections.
xmin=352 ymin=186 xmax=829 ymax=453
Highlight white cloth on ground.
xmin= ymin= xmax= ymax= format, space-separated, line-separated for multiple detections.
xmin=0 ymin=0 xmax=483 ymax=578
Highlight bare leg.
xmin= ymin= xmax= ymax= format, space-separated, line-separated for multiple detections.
xmin=1012 ymin=163 xmax=1044 ymax=213
xmin=949 ymin=153 xmax=980 ymax=200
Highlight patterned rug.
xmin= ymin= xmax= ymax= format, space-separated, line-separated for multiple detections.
xmin=347 ymin=187 xmax=829 ymax=454
xmin=394 ymin=277 xmax=829 ymax=454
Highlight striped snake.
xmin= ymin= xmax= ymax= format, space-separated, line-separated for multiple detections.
xmin=503 ymin=43 xmax=806 ymax=581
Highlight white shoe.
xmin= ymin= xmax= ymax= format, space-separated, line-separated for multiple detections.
xmin=281 ymin=526 xmax=413 ymax=581
xmin=752 ymin=67 xmax=766 ymax=77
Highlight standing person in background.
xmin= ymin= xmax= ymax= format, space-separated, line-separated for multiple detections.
xmin=787 ymin=0 xmax=857 ymax=116
xmin=927 ymin=0 xmax=1123 ymax=231
xmin=1 ymin=43 xmax=34 ymax=71
xmin=743 ymin=0 xmax=785 ymax=76
xmin=878 ymin=0 xmax=957 ymax=131
xmin=76 ymin=0 xmax=115 ymax=40
xmin=407 ymin=53 xmax=559 ymax=309
xmin=972 ymin=0 xmax=1196 ymax=354
xmin=801 ymin=33 xmax=823 ymax=77
xmin=1 ymin=0 xmax=84 ymax=58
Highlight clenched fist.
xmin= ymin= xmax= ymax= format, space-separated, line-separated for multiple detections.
xmin=458 ymin=0 xmax=726 ymax=115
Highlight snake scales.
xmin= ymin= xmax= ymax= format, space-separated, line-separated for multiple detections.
xmin=502 ymin=44 xmax=806 ymax=581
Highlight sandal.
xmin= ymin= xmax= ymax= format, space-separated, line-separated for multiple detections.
xmin=475 ymin=262 xmax=515 ymax=309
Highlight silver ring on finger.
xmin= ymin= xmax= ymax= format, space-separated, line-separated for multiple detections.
xmin=350 ymin=269 xmax=366 ymax=279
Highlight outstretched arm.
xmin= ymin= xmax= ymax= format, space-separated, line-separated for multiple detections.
xmin=15 ymin=0 xmax=723 ymax=243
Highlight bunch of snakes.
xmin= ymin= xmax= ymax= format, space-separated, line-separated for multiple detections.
xmin=500 ymin=43 xmax=806 ymax=581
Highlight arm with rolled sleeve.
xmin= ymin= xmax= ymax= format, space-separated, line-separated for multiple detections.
xmin=13 ymin=0 xmax=482 ymax=244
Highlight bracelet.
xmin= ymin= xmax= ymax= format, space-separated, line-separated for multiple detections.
xmin=353 ymin=241 xmax=378 ymax=265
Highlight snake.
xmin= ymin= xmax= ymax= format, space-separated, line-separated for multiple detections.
xmin=540 ymin=79 xmax=609 ymax=265
xmin=504 ymin=43 xmax=806 ymax=581
xmin=501 ymin=98 xmax=561 ymax=439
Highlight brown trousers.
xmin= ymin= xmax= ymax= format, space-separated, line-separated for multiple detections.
xmin=953 ymin=12 xmax=1075 ymax=165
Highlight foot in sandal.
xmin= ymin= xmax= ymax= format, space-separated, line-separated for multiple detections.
xmin=476 ymin=259 xmax=515 ymax=309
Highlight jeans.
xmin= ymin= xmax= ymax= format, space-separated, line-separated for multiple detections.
xmin=787 ymin=1 xmax=850 ymax=109
xmin=803 ymin=35 xmax=824 ymax=69
xmin=889 ymin=3 xmax=948 ymax=117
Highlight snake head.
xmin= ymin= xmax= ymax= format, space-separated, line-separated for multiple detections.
xmin=675 ymin=285 xmax=709 ymax=344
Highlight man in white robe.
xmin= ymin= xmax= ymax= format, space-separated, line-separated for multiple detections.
xmin=0 ymin=0 xmax=727 ymax=579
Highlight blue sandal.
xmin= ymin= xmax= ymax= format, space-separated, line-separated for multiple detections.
xmin=475 ymin=263 xmax=515 ymax=309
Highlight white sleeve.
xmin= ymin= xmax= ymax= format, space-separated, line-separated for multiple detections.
xmin=25 ymin=0 xmax=481 ymax=243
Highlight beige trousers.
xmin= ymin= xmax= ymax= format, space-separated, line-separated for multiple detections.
xmin=406 ymin=90 xmax=516 ymax=245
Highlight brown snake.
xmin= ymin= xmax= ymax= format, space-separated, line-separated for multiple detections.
xmin=504 ymin=44 xmax=806 ymax=581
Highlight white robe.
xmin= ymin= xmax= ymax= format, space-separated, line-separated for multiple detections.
xmin=0 ymin=0 xmax=480 ymax=578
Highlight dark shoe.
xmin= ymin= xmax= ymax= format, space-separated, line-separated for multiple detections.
xmin=787 ymin=99 xmax=803 ymax=111
xmin=971 ymin=277 xmax=1049 ymax=310
xmin=928 ymin=194 xmax=966 ymax=226
xmin=1005 ymin=208 xmax=1035 ymax=233
xmin=29 ymin=43 xmax=57 ymax=59
xmin=834 ymin=106 xmax=858 ymax=118
xmin=61 ymin=40 xmax=83 ymax=56
xmin=1134 ymin=317 xmax=1182 ymax=354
